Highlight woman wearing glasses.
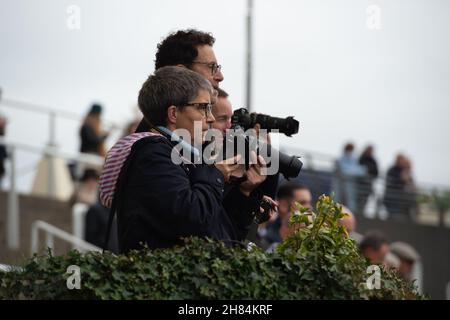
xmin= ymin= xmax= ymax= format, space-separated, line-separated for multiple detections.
xmin=99 ymin=66 xmax=268 ymax=253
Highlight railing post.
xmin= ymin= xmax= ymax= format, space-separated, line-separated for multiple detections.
xmin=72 ymin=203 xmax=88 ymax=250
xmin=46 ymin=149 xmax=56 ymax=198
xmin=45 ymin=233 xmax=54 ymax=254
xmin=48 ymin=111 xmax=56 ymax=147
xmin=47 ymin=111 xmax=56 ymax=198
xmin=7 ymin=145 xmax=20 ymax=249
xmin=304 ymin=152 xmax=314 ymax=170
xmin=31 ymin=221 xmax=39 ymax=255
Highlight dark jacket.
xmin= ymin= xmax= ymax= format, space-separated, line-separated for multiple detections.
xmin=101 ymin=133 xmax=263 ymax=253
xmin=385 ymin=165 xmax=405 ymax=193
xmin=85 ymin=203 xmax=119 ymax=253
xmin=359 ymin=155 xmax=378 ymax=179
xmin=383 ymin=165 xmax=415 ymax=215
xmin=0 ymin=144 xmax=7 ymax=178
xmin=79 ymin=123 xmax=106 ymax=154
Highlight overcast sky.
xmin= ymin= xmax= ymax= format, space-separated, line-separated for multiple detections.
xmin=1 ymin=0 xmax=449 ymax=192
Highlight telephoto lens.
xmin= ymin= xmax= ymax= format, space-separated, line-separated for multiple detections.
xmin=232 ymin=108 xmax=299 ymax=137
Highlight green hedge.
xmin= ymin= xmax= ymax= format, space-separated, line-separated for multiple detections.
xmin=0 ymin=195 xmax=423 ymax=300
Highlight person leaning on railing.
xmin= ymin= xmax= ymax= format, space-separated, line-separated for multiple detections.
xmin=79 ymin=103 xmax=110 ymax=158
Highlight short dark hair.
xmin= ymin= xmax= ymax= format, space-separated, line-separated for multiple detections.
xmin=138 ymin=66 xmax=213 ymax=126
xmin=344 ymin=143 xmax=354 ymax=153
xmin=155 ymin=29 xmax=216 ymax=70
xmin=276 ymin=182 xmax=309 ymax=200
xmin=359 ymin=231 xmax=388 ymax=251
xmin=216 ymin=88 xmax=229 ymax=98
xmin=89 ymin=103 xmax=102 ymax=115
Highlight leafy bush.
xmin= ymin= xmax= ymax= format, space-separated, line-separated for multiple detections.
xmin=0 ymin=195 xmax=422 ymax=300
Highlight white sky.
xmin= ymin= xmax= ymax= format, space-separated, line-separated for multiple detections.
xmin=1 ymin=0 xmax=449 ymax=191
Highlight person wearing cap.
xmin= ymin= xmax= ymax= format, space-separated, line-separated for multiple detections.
xmin=390 ymin=241 xmax=420 ymax=281
xmin=79 ymin=103 xmax=109 ymax=157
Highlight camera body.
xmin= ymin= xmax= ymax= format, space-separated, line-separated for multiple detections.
xmin=254 ymin=197 xmax=273 ymax=224
xmin=216 ymin=108 xmax=303 ymax=225
xmin=219 ymin=108 xmax=303 ymax=180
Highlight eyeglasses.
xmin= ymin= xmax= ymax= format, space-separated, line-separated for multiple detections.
xmin=181 ymin=102 xmax=213 ymax=118
xmin=192 ymin=61 xmax=222 ymax=75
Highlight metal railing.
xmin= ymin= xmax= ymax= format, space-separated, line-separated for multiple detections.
xmin=0 ymin=264 xmax=16 ymax=272
xmin=0 ymin=97 xmax=118 ymax=148
xmin=282 ymin=145 xmax=450 ymax=225
xmin=1 ymin=95 xmax=449 ymax=257
xmin=31 ymin=220 xmax=101 ymax=255
xmin=1 ymin=136 xmax=104 ymax=250
xmin=72 ymin=202 xmax=89 ymax=240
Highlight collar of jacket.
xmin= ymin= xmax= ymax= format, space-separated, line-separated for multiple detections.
xmin=154 ymin=126 xmax=201 ymax=158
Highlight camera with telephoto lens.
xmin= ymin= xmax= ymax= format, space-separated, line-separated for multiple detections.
xmin=219 ymin=108 xmax=303 ymax=181
xmin=214 ymin=108 xmax=303 ymax=225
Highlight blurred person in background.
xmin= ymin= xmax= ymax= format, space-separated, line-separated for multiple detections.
xmin=80 ymin=103 xmax=110 ymax=158
xmin=334 ymin=143 xmax=366 ymax=213
xmin=265 ymin=184 xmax=314 ymax=252
xmin=357 ymin=145 xmax=379 ymax=215
xmin=260 ymin=183 xmax=312 ymax=248
xmin=265 ymin=210 xmax=293 ymax=253
xmin=390 ymin=241 xmax=421 ymax=282
xmin=0 ymin=114 xmax=7 ymax=187
xmin=338 ymin=205 xmax=363 ymax=244
xmin=70 ymin=169 xmax=100 ymax=206
xmin=359 ymin=230 xmax=390 ymax=264
xmin=403 ymin=157 xmax=418 ymax=218
xmin=384 ymin=154 xmax=417 ymax=219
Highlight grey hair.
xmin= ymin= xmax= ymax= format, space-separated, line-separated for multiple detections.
xmin=138 ymin=66 xmax=213 ymax=126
